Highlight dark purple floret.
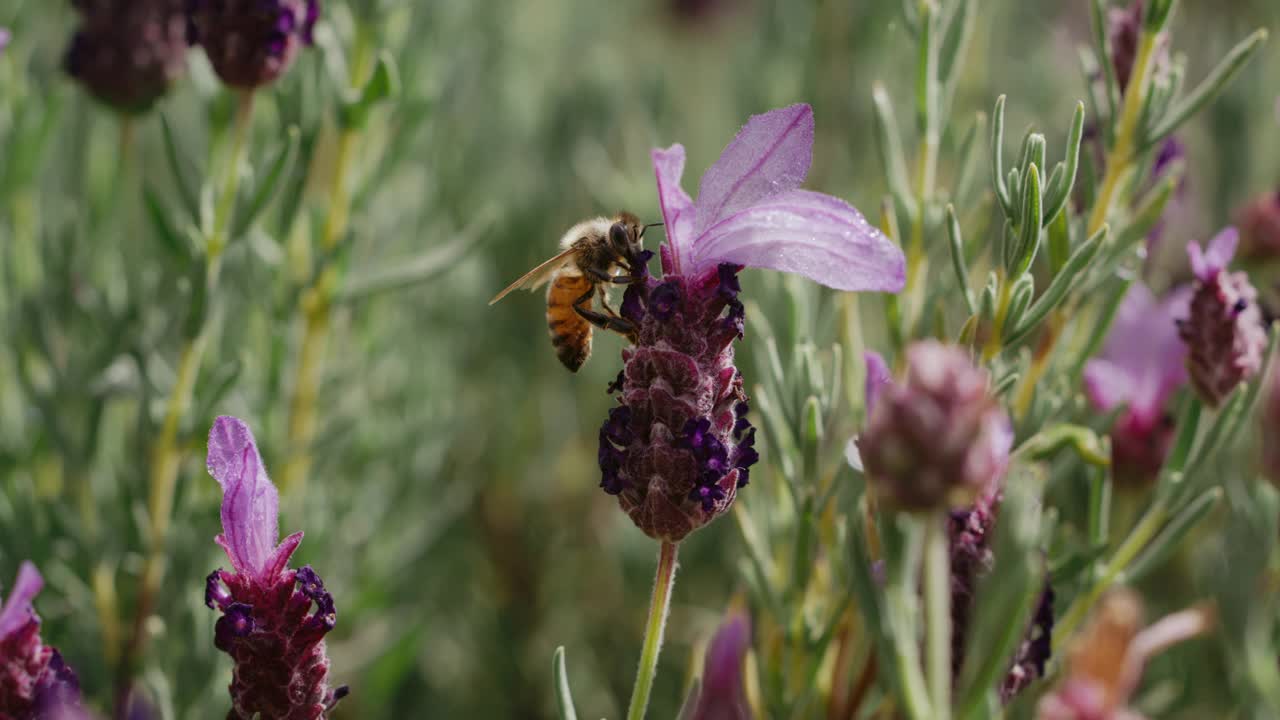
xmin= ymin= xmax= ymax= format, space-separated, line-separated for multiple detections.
xmin=0 ymin=564 xmax=85 ymax=719
xmin=648 ymin=281 xmax=683 ymax=321
xmin=64 ymin=0 xmax=189 ymax=114
xmin=187 ymin=0 xmax=320 ymax=88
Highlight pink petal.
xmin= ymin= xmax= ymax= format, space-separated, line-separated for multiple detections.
xmin=694 ymin=104 xmax=814 ymax=237
xmin=1084 ymin=283 xmax=1188 ymax=420
xmin=864 ymin=351 xmax=892 ymax=415
xmin=0 ymin=561 xmax=43 ymax=639
xmin=652 ymin=144 xmax=697 ymax=274
xmin=689 ymin=189 xmax=905 ymax=291
xmin=208 ymin=416 xmax=280 ymax=581
xmin=691 ymin=609 xmax=753 ymax=720
xmin=1188 ymin=227 xmax=1238 ymax=281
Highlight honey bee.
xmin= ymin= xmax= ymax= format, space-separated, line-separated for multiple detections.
xmin=490 ymin=211 xmax=653 ymax=372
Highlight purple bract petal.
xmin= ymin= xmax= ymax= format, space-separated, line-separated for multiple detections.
xmin=1187 ymin=227 xmax=1239 ymax=282
xmin=0 ymin=561 xmax=43 ymax=640
xmin=693 ymin=104 xmax=813 ymax=237
xmin=652 ymin=144 xmax=697 ymax=274
xmin=690 ymin=190 xmax=904 ymax=291
xmin=864 ymin=351 xmax=892 ymax=414
xmin=207 ymin=416 xmax=285 ymax=581
xmin=690 ymin=609 xmax=753 ymax=720
xmin=1083 ymin=283 xmax=1189 ymax=422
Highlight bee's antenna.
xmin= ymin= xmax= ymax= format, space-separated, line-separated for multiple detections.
xmin=639 ymin=222 xmax=664 ymax=239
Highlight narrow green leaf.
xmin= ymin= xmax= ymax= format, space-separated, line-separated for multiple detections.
xmin=1143 ymin=29 xmax=1268 ymax=149
xmin=1042 ymin=102 xmax=1086 ymax=225
xmin=1005 ymin=224 xmax=1107 ymax=348
xmin=143 ymin=185 xmax=192 ymax=264
xmin=1123 ymin=488 xmax=1222 ymax=584
xmin=159 ymin=113 xmax=201 ymax=223
xmin=872 ymin=84 xmax=918 ymax=220
xmin=1003 ymin=273 xmax=1035 ymax=342
xmin=1090 ymin=0 xmax=1120 ymax=134
xmin=339 ymin=52 xmax=403 ymax=130
xmin=945 ymin=205 xmax=976 ymax=315
xmin=1007 ymin=163 xmax=1042 ymax=279
xmin=991 ymin=95 xmax=1012 ymax=216
xmin=232 ymin=126 xmax=300 ymax=240
xmin=552 ymin=647 xmax=579 ymax=720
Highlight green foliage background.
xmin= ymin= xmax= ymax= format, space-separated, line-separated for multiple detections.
xmin=0 ymin=0 xmax=1278 ymax=718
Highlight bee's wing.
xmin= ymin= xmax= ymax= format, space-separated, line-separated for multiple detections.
xmin=488 ymin=247 xmax=578 ymax=305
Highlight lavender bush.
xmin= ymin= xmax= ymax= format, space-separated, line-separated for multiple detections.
xmin=1 ymin=1 xmax=1279 ymax=718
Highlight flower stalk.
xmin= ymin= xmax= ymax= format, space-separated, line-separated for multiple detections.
xmin=923 ymin=512 xmax=952 ymax=720
xmin=626 ymin=541 xmax=679 ymax=720
xmin=120 ymin=88 xmax=256 ymax=702
xmin=281 ymin=26 xmax=375 ymax=495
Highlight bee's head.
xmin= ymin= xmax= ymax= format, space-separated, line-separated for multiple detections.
xmin=609 ymin=212 xmax=646 ymax=265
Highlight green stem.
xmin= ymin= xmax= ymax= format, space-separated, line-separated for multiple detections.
xmin=923 ymin=512 xmax=952 ymax=720
xmin=1053 ymin=499 xmax=1168 ymax=647
xmin=116 ymin=89 xmax=255 ymax=711
xmin=626 ymin=541 xmax=679 ymax=720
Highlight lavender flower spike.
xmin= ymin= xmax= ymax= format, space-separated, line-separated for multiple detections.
xmin=64 ymin=0 xmax=189 ymax=114
xmin=0 ymin=562 xmax=85 ymax=719
xmin=1084 ymin=283 xmax=1190 ymax=485
xmin=1178 ymin=228 xmax=1267 ymax=407
xmin=602 ymin=105 xmax=904 ymax=541
xmin=689 ymin=609 xmax=753 ymax=720
xmin=205 ymin=416 xmax=346 ymax=719
xmin=188 ymin=0 xmax=321 ymax=88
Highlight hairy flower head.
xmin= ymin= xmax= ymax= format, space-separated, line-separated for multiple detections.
xmin=64 ymin=0 xmax=189 ymax=114
xmin=188 ymin=0 xmax=320 ymax=88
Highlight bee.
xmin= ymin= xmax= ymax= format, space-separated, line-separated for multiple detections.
xmin=490 ymin=211 xmax=652 ymax=372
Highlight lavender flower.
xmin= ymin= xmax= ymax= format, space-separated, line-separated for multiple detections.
xmin=0 ymin=563 xmax=84 ymax=719
xmin=204 ymin=416 xmax=347 ymax=719
xmin=688 ymin=609 xmax=752 ymax=720
xmin=1084 ymin=283 xmax=1190 ymax=485
xmin=857 ymin=341 xmax=1011 ymax=511
xmin=0 ymin=28 xmax=10 ymax=54
xmin=1237 ymin=190 xmax=1280 ymax=261
xmin=188 ymin=0 xmax=320 ymax=89
xmin=64 ymin=0 xmax=189 ymax=114
xmin=1108 ymin=0 xmax=1169 ymax=94
xmin=599 ymin=104 xmax=904 ymax=542
xmin=1178 ymin=228 xmax=1268 ymax=407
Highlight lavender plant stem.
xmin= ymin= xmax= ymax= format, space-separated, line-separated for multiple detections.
xmin=923 ymin=511 xmax=952 ymax=720
xmin=117 ymin=89 xmax=255 ymax=715
xmin=626 ymin=541 xmax=679 ymax=720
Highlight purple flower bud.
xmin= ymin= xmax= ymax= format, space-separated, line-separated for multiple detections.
xmin=1237 ymin=190 xmax=1280 ymax=261
xmin=689 ymin=610 xmax=753 ymax=720
xmin=857 ymin=341 xmax=1011 ymax=511
xmin=63 ymin=0 xmax=188 ymax=114
xmin=205 ymin=416 xmax=346 ymax=719
xmin=1179 ymin=229 xmax=1268 ymax=407
xmin=1108 ymin=1 xmax=1169 ymax=95
xmin=598 ymin=105 xmax=904 ymax=542
xmin=188 ymin=0 xmax=320 ymax=89
xmin=0 ymin=563 xmax=85 ymax=718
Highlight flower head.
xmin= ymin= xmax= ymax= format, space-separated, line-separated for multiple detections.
xmin=1037 ymin=591 xmax=1213 ymax=720
xmin=600 ymin=105 xmax=904 ymax=542
xmin=0 ymin=562 xmax=84 ymax=719
xmin=1178 ymin=228 xmax=1268 ymax=407
xmin=188 ymin=0 xmax=320 ymax=89
xmin=1084 ymin=283 xmax=1189 ymax=484
xmin=688 ymin=609 xmax=753 ymax=720
xmin=204 ymin=416 xmax=346 ymax=719
xmin=64 ymin=0 xmax=189 ymax=114
xmin=857 ymin=341 xmax=1011 ymax=511
xmin=1237 ymin=190 xmax=1280 ymax=261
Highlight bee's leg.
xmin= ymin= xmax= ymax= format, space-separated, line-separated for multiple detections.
xmin=583 ymin=266 xmax=640 ymax=285
xmin=573 ymin=290 xmax=636 ymax=338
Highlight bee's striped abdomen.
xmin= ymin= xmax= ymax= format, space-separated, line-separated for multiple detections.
xmin=546 ymin=273 xmax=593 ymax=372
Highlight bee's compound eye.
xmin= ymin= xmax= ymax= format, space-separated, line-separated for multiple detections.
xmin=610 ymin=222 xmax=630 ymax=247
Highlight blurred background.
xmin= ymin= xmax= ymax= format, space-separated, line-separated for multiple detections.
xmin=0 ymin=0 xmax=1277 ymax=718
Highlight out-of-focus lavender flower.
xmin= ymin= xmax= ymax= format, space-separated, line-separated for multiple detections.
xmin=0 ymin=563 xmax=84 ymax=719
xmin=188 ymin=0 xmax=320 ymax=89
xmin=1037 ymin=591 xmax=1213 ymax=720
xmin=948 ymin=487 xmax=1053 ymax=702
xmin=64 ymin=0 xmax=189 ymax=114
xmin=856 ymin=341 xmax=1011 ymax=511
xmin=1178 ymin=228 xmax=1268 ymax=407
xmin=688 ymin=609 xmax=752 ymax=720
xmin=0 ymin=28 xmax=10 ymax=54
xmin=1084 ymin=283 xmax=1190 ymax=485
xmin=1236 ymin=190 xmax=1280 ymax=261
xmin=1261 ymin=362 xmax=1280 ymax=488
xmin=1108 ymin=1 xmax=1170 ymax=95
xmin=599 ymin=104 xmax=904 ymax=542
xmin=204 ymin=416 xmax=347 ymax=719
